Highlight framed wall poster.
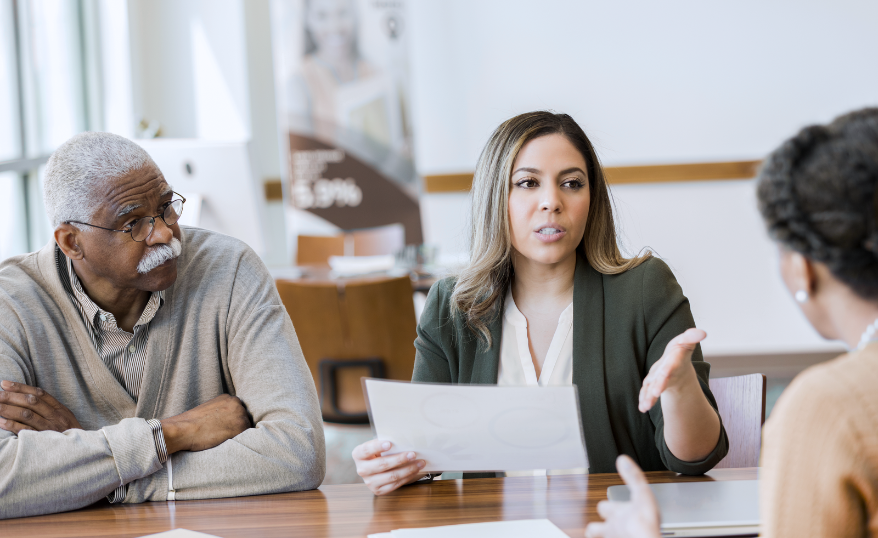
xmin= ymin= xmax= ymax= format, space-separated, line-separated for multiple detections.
xmin=269 ymin=0 xmax=422 ymax=245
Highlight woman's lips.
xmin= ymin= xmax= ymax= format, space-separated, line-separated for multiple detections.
xmin=534 ymin=227 xmax=567 ymax=243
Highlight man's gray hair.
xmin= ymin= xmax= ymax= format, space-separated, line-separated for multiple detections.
xmin=44 ymin=132 xmax=157 ymax=228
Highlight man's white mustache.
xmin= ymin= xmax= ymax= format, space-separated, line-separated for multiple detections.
xmin=137 ymin=237 xmax=182 ymax=274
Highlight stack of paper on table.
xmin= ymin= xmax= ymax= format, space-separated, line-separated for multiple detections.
xmin=363 ymin=379 xmax=587 ymax=472
xmin=367 ymin=519 xmax=569 ymax=537
xmin=328 ymin=255 xmax=396 ymax=276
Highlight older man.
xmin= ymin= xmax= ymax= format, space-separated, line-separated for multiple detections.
xmin=0 ymin=132 xmax=324 ymax=519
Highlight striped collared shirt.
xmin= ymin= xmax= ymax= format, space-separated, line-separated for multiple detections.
xmin=55 ymin=247 xmax=169 ymax=503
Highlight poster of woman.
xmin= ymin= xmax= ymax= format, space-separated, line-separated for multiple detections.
xmin=270 ymin=0 xmax=422 ymax=244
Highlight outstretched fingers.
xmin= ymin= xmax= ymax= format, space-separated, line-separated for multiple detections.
xmin=616 ymin=455 xmax=651 ymax=502
xmin=370 ymin=461 xmax=427 ymax=495
xmin=584 ymin=521 xmax=607 ymax=538
xmin=352 ymin=439 xmax=393 ymax=461
xmin=356 ymin=450 xmax=419 ymax=477
xmin=659 ymin=329 xmax=706 ymax=369
xmin=596 ymin=499 xmax=620 ymax=519
xmin=667 ymin=328 xmax=707 ymax=350
xmin=353 ymin=439 xmax=428 ymax=495
xmin=638 ymin=373 xmax=666 ymax=412
xmin=638 ymin=329 xmax=707 ymax=413
xmin=584 ymin=456 xmax=661 ymax=538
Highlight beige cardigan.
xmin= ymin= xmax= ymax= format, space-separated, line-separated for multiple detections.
xmin=0 ymin=227 xmax=325 ymax=519
xmin=761 ymin=342 xmax=878 ymax=537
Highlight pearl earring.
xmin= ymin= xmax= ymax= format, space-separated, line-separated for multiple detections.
xmin=795 ymin=290 xmax=809 ymax=303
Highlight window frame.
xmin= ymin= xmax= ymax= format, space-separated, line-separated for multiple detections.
xmin=0 ymin=0 xmax=93 ymax=254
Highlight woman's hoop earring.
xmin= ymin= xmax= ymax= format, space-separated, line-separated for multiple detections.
xmin=795 ymin=290 xmax=809 ymax=303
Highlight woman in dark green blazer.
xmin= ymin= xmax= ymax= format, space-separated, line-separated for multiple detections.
xmin=353 ymin=112 xmax=728 ymax=495
xmin=412 ymin=251 xmax=726 ymax=476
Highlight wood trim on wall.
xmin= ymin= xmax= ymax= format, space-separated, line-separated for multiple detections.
xmin=605 ymin=160 xmax=762 ymax=185
xmin=264 ymin=179 xmax=283 ymax=201
xmin=422 ymin=173 xmax=478 ymax=193
xmin=262 ymin=160 xmax=763 ymax=200
xmin=422 ymin=160 xmax=763 ymax=193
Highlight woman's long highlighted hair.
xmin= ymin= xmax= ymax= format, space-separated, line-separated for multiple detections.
xmin=450 ymin=111 xmax=650 ymax=346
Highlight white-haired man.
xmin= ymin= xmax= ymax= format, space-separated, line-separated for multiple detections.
xmin=0 ymin=132 xmax=325 ymax=519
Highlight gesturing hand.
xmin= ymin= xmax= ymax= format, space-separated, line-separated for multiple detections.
xmin=585 ymin=455 xmax=661 ymax=538
xmin=638 ymin=328 xmax=706 ymax=413
xmin=352 ymin=439 xmax=427 ymax=495
xmin=0 ymin=379 xmax=83 ymax=434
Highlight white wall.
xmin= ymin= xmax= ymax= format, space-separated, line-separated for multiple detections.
xmin=128 ymin=0 xmax=251 ymax=141
xmin=94 ymin=0 xmax=136 ymax=138
xmin=124 ymin=0 xmax=284 ymax=259
xmin=409 ymin=0 xmax=878 ymax=355
xmin=612 ymin=180 xmax=839 ymax=355
xmin=408 ymin=0 xmax=878 ymax=170
xmin=116 ymin=0 xmax=873 ymax=354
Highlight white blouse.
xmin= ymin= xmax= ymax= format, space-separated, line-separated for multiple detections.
xmin=497 ymin=288 xmax=588 ymax=475
xmin=498 ymin=288 xmax=574 ymax=387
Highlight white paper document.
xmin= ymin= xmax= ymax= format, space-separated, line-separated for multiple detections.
xmin=367 ymin=519 xmax=569 ymax=537
xmin=364 ymin=379 xmax=587 ymax=472
xmin=138 ymin=530 xmax=219 ymax=538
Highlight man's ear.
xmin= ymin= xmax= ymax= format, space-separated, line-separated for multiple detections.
xmin=54 ymin=224 xmax=85 ymax=260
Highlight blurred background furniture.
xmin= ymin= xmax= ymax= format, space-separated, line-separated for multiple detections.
xmin=276 ymin=275 xmax=418 ymax=424
xmin=709 ymin=373 xmax=767 ymax=469
xmin=296 ymin=234 xmax=346 ymax=266
xmin=295 ymin=223 xmax=406 ymax=266
xmin=350 ymin=223 xmax=405 ymax=256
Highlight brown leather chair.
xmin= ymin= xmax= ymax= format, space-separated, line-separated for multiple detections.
xmin=709 ymin=373 xmax=767 ymax=468
xmin=276 ymin=275 xmax=417 ymax=424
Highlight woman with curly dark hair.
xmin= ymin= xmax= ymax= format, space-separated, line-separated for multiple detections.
xmin=587 ymin=107 xmax=878 ymax=538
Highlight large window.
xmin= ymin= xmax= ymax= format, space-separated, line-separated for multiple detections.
xmin=0 ymin=0 xmax=90 ymax=261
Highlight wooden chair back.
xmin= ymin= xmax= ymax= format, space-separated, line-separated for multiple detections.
xmin=295 ymin=224 xmax=405 ymax=266
xmin=350 ymin=223 xmax=405 ymax=256
xmin=708 ymin=373 xmax=767 ymax=468
xmin=276 ymin=276 xmax=417 ymax=423
xmin=296 ymin=235 xmax=345 ymax=266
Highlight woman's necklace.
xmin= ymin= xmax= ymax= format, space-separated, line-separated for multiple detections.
xmin=857 ymin=317 xmax=878 ymax=350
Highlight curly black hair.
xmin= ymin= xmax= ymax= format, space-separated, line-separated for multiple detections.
xmin=756 ymin=107 xmax=878 ymax=299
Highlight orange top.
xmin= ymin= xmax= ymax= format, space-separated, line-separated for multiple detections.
xmin=761 ymin=342 xmax=878 ymax=537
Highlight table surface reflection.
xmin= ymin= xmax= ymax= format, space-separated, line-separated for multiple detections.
xmin=0 ymin=468 xmax=758 ymax=537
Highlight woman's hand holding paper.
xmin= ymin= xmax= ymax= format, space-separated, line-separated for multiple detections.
xmin=353 ymin=439 xmax=427 ymax=495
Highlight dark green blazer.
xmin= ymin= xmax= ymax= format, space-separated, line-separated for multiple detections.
xmin=412 ymin=254 xmax=729 ymax=475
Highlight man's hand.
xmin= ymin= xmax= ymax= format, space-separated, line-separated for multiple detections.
xmin=585 ymin=455 xmax=661 ymax=538
xmin=638 ymin=328 xmax=706 ymax=413
xmin=160 ymin=394 xmax=251 ymax=454
xmin=0 ymin=380 xmax=83 ymax=434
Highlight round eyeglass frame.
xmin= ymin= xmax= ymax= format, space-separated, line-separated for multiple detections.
xmin=66 ymin=193 xmax=186 ymax=243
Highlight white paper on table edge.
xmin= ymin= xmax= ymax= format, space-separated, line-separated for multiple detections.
xmin=380 ymin=519 xmax=569 ymax=537
xmin=137 ymin=529 xmax=220 ymax=538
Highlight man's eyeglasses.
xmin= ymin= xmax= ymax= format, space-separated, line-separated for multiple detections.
xmin=66 ymin=193 xmax=186 ymax=243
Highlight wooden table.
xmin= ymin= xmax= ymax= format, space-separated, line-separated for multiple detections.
xmin=0 ymin=468 xmax=756 ymax=537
